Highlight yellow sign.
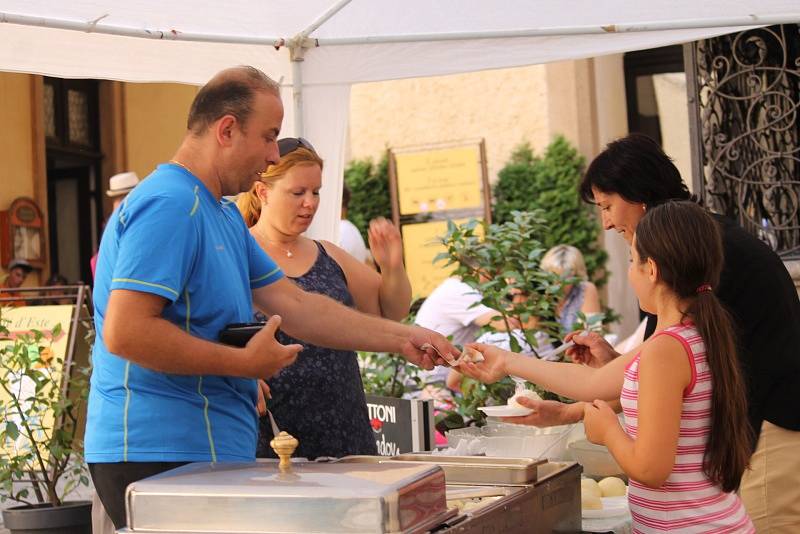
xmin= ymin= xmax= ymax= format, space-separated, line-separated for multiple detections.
xmin=395 ymin=146 xmax=483 ymax=215
xmin=0 ymin=305 xmax=74 ymax=456
xmin=403 ymin=219 xmax=480 ymax=298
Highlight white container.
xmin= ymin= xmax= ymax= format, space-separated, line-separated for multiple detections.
xmin=484 ymin=424 xmax=574 ymax=459
xmin=568 ymin=439 xmax=624 ymax=477
xmin=446 ymin=426 xmax=482 ymax=448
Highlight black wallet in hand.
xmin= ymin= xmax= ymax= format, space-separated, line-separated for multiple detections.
xmin=218 ymin=322 xmax=274 ymax=347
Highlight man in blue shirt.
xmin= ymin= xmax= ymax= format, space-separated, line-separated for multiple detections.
xmin=88 ymin=66 xmax=457 ymax=529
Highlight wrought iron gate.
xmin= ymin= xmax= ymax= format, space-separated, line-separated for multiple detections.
xmin=685 ymin=24 xmax=800 ymax=258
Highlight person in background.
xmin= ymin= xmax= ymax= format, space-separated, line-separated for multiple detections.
xmin=91 ymin=172 xmax=140 ymax=279
xmin=464 ymin=201 xmax=754 ymax=532
xmin=0 ymin=258 xmax=34 ymax=307
xmin=236 ymin=137 xmax=413 ymax=459
xmin=415 ymin=277 xmax=512 ymax=349
xmin=41 ymin=273 xmax=70 ymax=305
xmin=337 ymin=183 xmax=371 ymax=264
xmin=539 ymin=244 xmax=601 ymax=332
xmin=452 ymin=245 xmax=602 ymax=388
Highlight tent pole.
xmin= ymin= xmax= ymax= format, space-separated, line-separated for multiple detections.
xmin=298 ymin=0 xmax=354 ymax=39
xmin=314 ymin=14 xmax=800 ymax=46
xmin=0 ymin=12 xmax=285 ymax=45
xmin=286 ymin=0 xmax=356 ymax=137
xmin=292 ymin=56 xmax=304 ymax=137
xmin=3 ymin=11 xmax=797 ymax=48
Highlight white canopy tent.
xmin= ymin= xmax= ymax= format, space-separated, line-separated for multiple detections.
xmin=2 ymin=1 xmax=799 ymax=240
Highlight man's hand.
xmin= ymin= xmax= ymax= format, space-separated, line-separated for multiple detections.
xmin=240 ymin=315 xmax=302 ymax=378
xmin=401 ymin=325 xmax=459 ymax=370
xmin=458 ymin=343 xmax=509 ymax=384
xmin=501 ymin=398 xmax=583 ymax=427
xmin=564 ymin=330 xmax=619 ymax=368
xmin=255 ymin=379 xmax=271 ymax=416
xmin=583 ymin=399 xmax=620 ymax=445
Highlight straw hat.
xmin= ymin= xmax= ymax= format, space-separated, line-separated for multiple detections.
xmin=106 ymin=172 xmax=140 ymax=197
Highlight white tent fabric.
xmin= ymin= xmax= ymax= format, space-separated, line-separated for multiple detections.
xmin=2 ymin=0 xmax=799 ymax=240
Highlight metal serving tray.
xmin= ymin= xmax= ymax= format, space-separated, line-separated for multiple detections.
xmin=437 ymin=462 xmax=582 ymax=534
xmin=336 ymin=454 xmax=545 ymax=485
xmin=119 ymin=460 xmax=454 ymax=534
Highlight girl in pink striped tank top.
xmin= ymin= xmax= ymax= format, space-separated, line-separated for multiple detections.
xmin=463 ymin=202 xmax=754 ymax=533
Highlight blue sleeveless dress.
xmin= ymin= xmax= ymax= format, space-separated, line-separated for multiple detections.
xmin=559 ymin=281 xmax=587 ymax=333
xmin=255 ymin=241 xmax=377 ymax=459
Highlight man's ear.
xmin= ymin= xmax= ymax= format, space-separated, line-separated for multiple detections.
xmin=214 ymin=115 xmax=237 ymax=147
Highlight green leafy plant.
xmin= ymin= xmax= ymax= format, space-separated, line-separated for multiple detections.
xmin=344 ymin=153 xmax=392 ymax=242
xmin=359 ymin=351 xmax=421 ymax=398
xmin=359 ymin=307 xmax=421 ymax=398
xmin=0 ymin=319 xmax=90 ymax=506
xmin=436 ymin=211 xmax=570 ymax=423
xmin=437 ymin=211 xmax=565 ymax=354
xmin=493 ymin=136 xmax=609 ymax=287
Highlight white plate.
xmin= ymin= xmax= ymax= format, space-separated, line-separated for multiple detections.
xmin=478 ymin=405 xmax=533 ymax=417
xmin=582 ymin=495 xmax=629 ymax=518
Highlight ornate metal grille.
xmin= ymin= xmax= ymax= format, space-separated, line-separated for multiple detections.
xmin=686 ymin=24 xmax=800 ymax=258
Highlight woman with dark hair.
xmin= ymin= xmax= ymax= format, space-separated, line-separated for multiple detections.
xmin=464 ymin=202 xmax=754 ymax=531
xmin=505 ymin=134 xmax=800 ymax=532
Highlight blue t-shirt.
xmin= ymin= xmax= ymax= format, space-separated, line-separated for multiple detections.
xmin=85 ymin=163 xmax=284 ymax=463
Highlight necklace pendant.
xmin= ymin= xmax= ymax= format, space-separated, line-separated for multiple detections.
xmin=286 ymin=251 xmax=293 ymax=258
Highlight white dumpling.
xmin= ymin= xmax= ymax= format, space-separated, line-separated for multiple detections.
xmin=598 ymin=476 xmax=627 ymax=497
xmin=508 ymin=389 xmax=542 ymax=409
xmin=581 ymin=478 xmax=602 ymax=499
xmin=581 ymin=492 xmax=602 ymax=510
xmin=459 ymin=346 xmax=485 ymax=364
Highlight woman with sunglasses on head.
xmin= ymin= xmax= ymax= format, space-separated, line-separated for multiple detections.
xmin=237 ymin=137 xmax=412 ymax=459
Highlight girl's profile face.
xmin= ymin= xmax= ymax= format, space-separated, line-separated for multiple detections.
xmin=628 ymin=234 xmax=656 ymax=313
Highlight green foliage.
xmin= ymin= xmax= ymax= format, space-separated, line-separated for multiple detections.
xmin=442 ymin=377 xmax=517 ymax=429
xmin=436 ymin=211 xmax=571 ymax=424
xmin=359 ymin=306 xmax=421 ymax=398
xmin=437 ymin=212 xmax=565 ymax=352
xmin=0 ymin=318 xmax=90 ymax=506
xmin=343 ymin=154 xmax=392 ymax=242
xmin=493 ymin=136 xmax=609 ymax=287
xmin=359 ymin=351 xmax=421 ymax=398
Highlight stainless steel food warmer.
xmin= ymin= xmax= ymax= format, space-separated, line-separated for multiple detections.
xmin=117 ymin=429 xmax=580 ymax=534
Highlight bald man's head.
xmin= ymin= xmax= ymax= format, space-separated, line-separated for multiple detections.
xmin=187 ymin=66 xmax=281 ymax=135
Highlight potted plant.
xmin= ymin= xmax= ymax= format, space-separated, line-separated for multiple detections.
xmin=0 ymin=318 xmax=92 ymax=534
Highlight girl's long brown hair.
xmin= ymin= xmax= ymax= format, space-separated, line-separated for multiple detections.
xmin=236 ymin=147 xmax=323 ymax=228
xmin=635 ymin=201 xmax=751 ymax=493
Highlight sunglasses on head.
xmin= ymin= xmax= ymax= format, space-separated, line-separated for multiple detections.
xmin=278 ymin=137 xmax=317 ymax=157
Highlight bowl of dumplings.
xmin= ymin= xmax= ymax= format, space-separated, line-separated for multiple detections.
xmin=581 ymin=476 xmax=629 ymax=518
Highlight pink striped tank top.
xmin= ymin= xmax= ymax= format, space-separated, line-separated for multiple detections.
xmin=620 ymin=323 xmax=754 ymax=533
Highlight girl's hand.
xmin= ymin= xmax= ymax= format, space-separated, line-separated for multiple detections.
xmin=459 ymin=343 xmax=509 ymax=383
xmin=368 ymin=218 xmax=404 ymax=271
xmin=583 ymin=399 xmax=620 ymax=445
